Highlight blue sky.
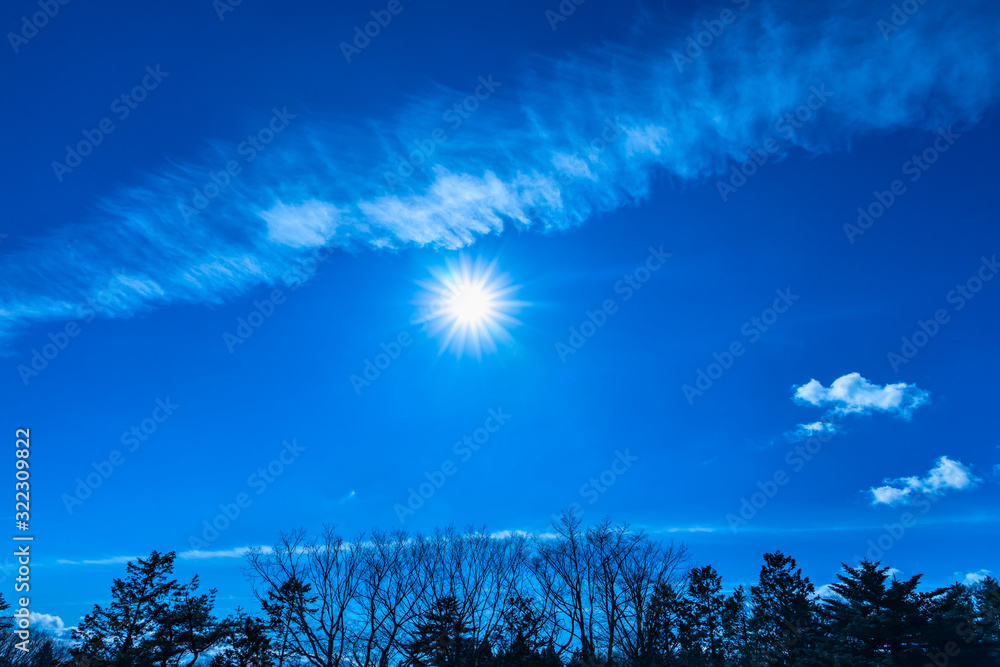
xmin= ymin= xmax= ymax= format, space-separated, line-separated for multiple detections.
xmin=2 ymin=0 xmax=999 ymax=632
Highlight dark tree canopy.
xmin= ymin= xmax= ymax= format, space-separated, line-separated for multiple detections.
xmin=43 ymin=519 xmax=1000 ymax=667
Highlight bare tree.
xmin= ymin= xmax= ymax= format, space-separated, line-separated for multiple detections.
xmin=247 ymin=526 xmax=364 ymax=667
xmin=527 ymin=514 xmax=690 ymax=667
xmin=529 ymin=512 xmax=600 ymax=663
xmin=422 ymin=526 xmax=533 ymax=664
xmin=613 ymin=531 xmax=689 ymax=666
xmin=245 ymin=519 xmax=688 ymax=667
xmin=350 ymin=529 xmax=435 ymax=667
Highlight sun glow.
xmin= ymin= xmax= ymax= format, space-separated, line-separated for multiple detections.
xmin=415 ymin=255 xmax=525 ymax=358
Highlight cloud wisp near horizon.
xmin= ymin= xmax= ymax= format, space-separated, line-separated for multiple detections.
xmin=3 ymin=0 xmax=1000 ymax=346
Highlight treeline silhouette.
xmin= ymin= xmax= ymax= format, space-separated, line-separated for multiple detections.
xmin=27 ymin=515 xmax=1000 ymax=666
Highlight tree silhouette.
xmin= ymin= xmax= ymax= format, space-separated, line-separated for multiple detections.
xmin=149 ymin=575 xmax=223 ymax=666
xmin=645 ymin=582 xmax=684 ymax=666
xmin=747 ymin=551 xmax=816 ymax=666
xmin=58 ymin=522 xmax=1000 ymax=667
xmin=721 ymin=587 xmax=751 ymax=666
xmin=211 ymin=609 xmax=274 ymax=667
xmin=679 ymin=566 xmax=726 ymax=667
xmin=816 ymin=560 xmax=936 ymax=665
xmin=405 ymin=596 xmax=474 ymax=667
xmin=72 ymin=550 xmax=181 ymax=666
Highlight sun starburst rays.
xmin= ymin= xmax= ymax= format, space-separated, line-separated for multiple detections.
xmin=414 ymin=256 xmax=525 ymax=358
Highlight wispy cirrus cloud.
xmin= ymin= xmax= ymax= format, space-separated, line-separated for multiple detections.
xmin=56 ymin=555 xmax=138 ymax=566
xmin=56 ymin=546 xmax=274 ymax=566
xmin=3 ymin=0 xmax=1000 ymax=343
xmin=179 ymin=546 xmax=272 ymax=560
xmin=793 ymin=372 xmax=929 ymax=419
xmin=870 ymin=456 xmax=982 ymax=506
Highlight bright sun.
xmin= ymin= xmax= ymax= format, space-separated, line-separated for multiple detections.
xmin=447 ymin=282 xmax=492 ymax=324
xmin=414 ymin=255 xmax=525 ymax=358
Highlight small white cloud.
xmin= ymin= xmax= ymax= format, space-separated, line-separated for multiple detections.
xmin=29 ymin=612 xmax=72 ymax=637
xmin=992 ymin=464 xmax=1000 ymax=479
xmin=961 ymin=569 xmax=992 ymax=586
xmin=787 ymin=421 xmax=838 ymax=441
xmin=870 ymin=456 xmax=981 ymax=506
xmin=871 ymin=486 xmax=912 ymax=506
xmin=794 ymin=372 xmax=929 ymax=419
xmin=261 ymin=199 xmax=339 ymax=249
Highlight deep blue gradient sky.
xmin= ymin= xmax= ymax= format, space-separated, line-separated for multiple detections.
xmin=2 ymin=0 xmax=999 ymax=631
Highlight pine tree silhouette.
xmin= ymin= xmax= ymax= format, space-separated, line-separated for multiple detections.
xmin=406 ymin=596 xmax=474 ymax=667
